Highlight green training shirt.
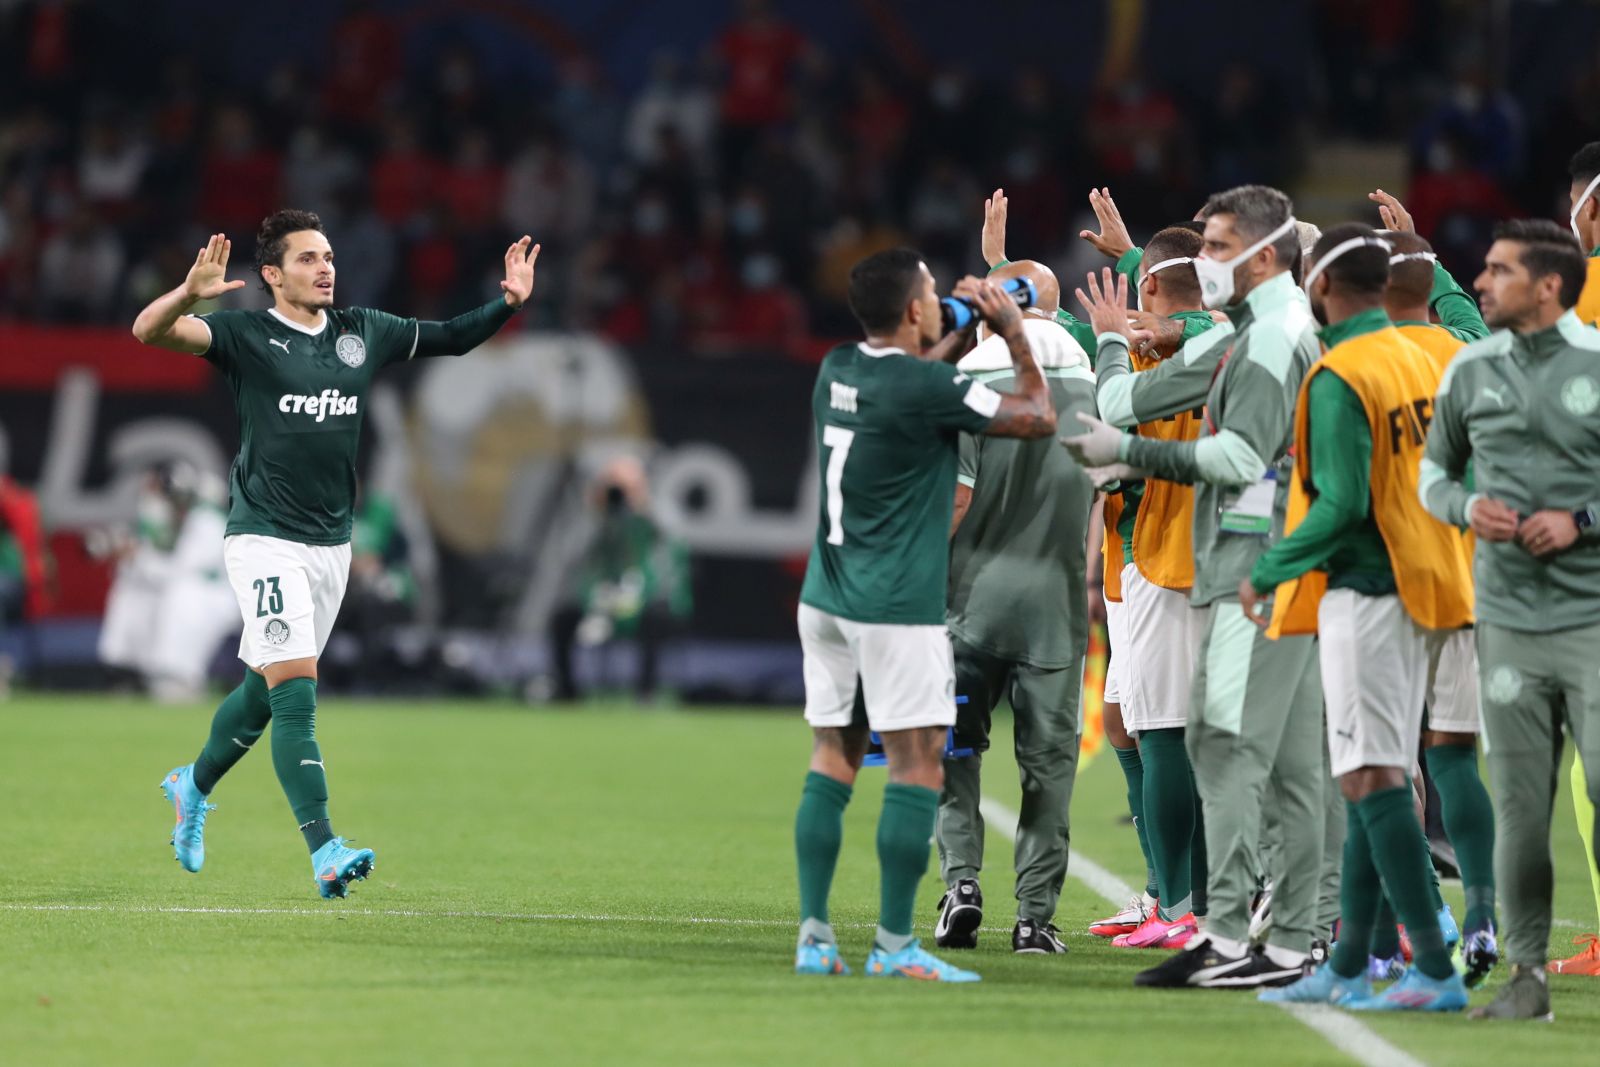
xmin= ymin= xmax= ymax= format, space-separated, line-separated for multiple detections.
xmin=1428 ymin=261 xmax=1489 ymax=344
xmin=1100 ymin=272 xmax=1321 ymax=607
xmin=1250 ymin=309 xmax=1395 ymax=595
xmin=197 ymin=307 xmax=420 ymax=546
xmin=948 ymin=368 xmax=1098 ymax=667
xmin=1421 ymin=310 xmax=1600 ymax=632
xmin=799 ymin=342 xmax=1000 ymax=625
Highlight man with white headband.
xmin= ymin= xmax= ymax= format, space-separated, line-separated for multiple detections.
xmin=1244 ymin=223 xmax=1474 ymax=1013
xmin=1422 ymin=219 xmax=1600 ymax=1020
xmin=1567 ymin=142 xmax=1600 ymax=326
xmin=1064 ymin=184 xmax=1324 ymax=990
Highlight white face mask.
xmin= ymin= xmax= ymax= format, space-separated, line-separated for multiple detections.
xmin=1135 ymin=256 xmax=1195 ymax=312
xmin=1194 ymin=215 xmax=1298 ymax=308
xmin=1572 ymin=172 xmax=1600 ymax=245
xmin=1302 ymin=235 xmax=1393 ymax=300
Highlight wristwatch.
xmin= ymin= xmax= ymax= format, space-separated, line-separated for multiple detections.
xmin=1575 ymin=505 xmax=1597 ymax=533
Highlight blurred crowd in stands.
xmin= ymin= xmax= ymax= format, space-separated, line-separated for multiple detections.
xmin=3 ymin=0 xmax=1600 ymax=357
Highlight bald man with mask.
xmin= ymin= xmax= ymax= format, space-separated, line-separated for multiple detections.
xmin=933 ymin=260 xmax=1103 ymax=955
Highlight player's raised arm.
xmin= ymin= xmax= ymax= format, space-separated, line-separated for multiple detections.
xmin=131 ymin=233 xmax=246 ymax=354
xmin=410 ymin=237 xmax=540 ymax=359
xmin=954 ymin=276 xmax=1056 ymax=439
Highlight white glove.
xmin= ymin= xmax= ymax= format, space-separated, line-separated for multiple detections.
xmin=1059 ymin=411 xmax=1128 ymax=468
xmin=1084 ymin=462 xmax=1147 ymax=491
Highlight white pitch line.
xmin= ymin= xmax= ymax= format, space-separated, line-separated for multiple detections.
xmin=978 ymin=795 xmax=1426 ymax=1067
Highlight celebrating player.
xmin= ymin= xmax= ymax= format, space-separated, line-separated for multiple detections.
xmin=792 ymin=249 xmax=1054 ymax=983
xmin=131 ymin=210 xmax=539 ymax=896
xmin=1421 ymin=220 xmax=1600 ymax=1020
xmin=1245 ymin=224 xmax=1473 ymax=1012
xmin=1065 ymin=186 xmax=1325 ymax=989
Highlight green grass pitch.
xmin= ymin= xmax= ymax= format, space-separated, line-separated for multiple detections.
xmin=2 ymin=694 xmax=1597 ymax=1065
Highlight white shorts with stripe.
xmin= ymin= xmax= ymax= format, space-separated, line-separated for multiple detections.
xmin=1117 ymin=563 xmax=1203 ymax=735
xmin=797 ymin=604 xmax=957 ymax=733
xmin=1424 ymin=627 xmax=1480 ymax=734
xmin=224 ymin=534 xmax=351 ymax=670
xmin=1103 ymin=598 xmax=1126 ymax=706
xmin=1319 ymin=590 xmax=1429 ymax=778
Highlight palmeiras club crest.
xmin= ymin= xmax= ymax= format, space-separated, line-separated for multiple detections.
xmin=336 ymin=333 xmax=367 ymax=368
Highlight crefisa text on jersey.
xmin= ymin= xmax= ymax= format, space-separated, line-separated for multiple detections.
xmin=276 ymin=389 xmax=360 ymax=422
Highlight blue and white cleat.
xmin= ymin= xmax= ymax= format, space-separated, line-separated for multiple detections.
xmin=1460 ymin=920 xmax=1499 ymax=988
xmin=1258 ymin=963 xmax=1371 ymax=1005
xmin=160 ymin=764 xmax=215 ymax=873
xmin=1367 ymin=954 xmax=1407 ymax=983
xmin=1345 ymin=966 xmax=1469 ymax=1012
xmin=795 ymin=937 xmax=850 ymax=976
xmin=864 ymin=939 xmax=981 ymax=983
xmin=310 ymin=836 xmax=376 ymax=899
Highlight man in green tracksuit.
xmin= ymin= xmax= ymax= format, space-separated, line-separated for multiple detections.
xmin=1420 ymin=219 xmax=1600 ymax=1021
xmin=933 ymin=275 xmax=1100 ymax=955
xmin=1064 ymin=185 xmax=1323 ymax=990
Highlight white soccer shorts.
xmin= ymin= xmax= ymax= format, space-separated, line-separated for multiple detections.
xmin=1319 ymin=590 xmax=1429 ymax=777
xmin=1425 ymin=627 xmax=1480 ymax=734
xmin=224 ymin=534 xmax=351 ymax=669
xmin=1103 ymin=598 xmax=1126 ymax=707
xmin=1117 ymin=564 xmax=1203 ymax=735
xmin=797 ymin=603 xmax=957 ymax=733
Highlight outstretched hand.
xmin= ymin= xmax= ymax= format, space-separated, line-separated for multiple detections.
xmin=1368 ymin=189 xmax=1415 ymax=234
xmin=501 ymin=236 xmax=541 ymax=308
xmin=183 ymin=234 xmax=247 ymax=301
xmin=1079 ymin=187 xmax=1134 ymax=259
xmin=1075 ymin=268 xmax=1147 ymax=344
xmin=982 ymin=187 xmax=1008 ymax=268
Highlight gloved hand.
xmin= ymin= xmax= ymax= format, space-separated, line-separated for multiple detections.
xmin=1084 ymin=462 xmax=1147 ymax=491
xmin=1059 ymin=411 xmax=1128 ymax=467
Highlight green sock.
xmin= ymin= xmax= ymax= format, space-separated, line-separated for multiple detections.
xmin=267 ymin=678 xmax=332 ymax=847
xmin=193 ymin=671 xmax=271 ymax=794
xmin=876 ymin=783 xmax=939 ymax=941
xmin=1370 ymin=898 xmax=1400 ymax=959
xmin=1426 ymin=744 xmax=1497 ymax=929
xmin=795 ymin=772 xmax=852 ymax=930
xmin=1331 ymin=802 xmax=1382 ymax=979
xmin=1112 ymin=742 xmax=1158 ymax=898
xmin=1359 ymin=787 xmax=1453 ymax=980
xmin=1139 ymin=729 xmax=1195 ymax=920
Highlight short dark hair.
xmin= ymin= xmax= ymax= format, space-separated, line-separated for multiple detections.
xmin=1201 ymin=184 xmax=1299 ymax=265
xmin=1309 ymin=222 xmax=1390 ymax=297
xmin=847 ymin=248 xmax=926 ymax=333
xmin=1569 ymin=142 xmax=1600 ymax=187
xmin=254 ymin=209 xmax=324 ymax=288
xmin=1141 ymin=226 xmax=1203 ymax=299
xmin=1380 ymin=230 xmax=1436 ymax=307
xmin=1492 ymin=218 xmax=1587 ymax=308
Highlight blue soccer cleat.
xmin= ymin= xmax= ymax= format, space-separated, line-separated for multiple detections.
xmin=795 ymin=937 xmax=850 ymax=976
xmin=1345 ymin=966 xmax=1469 ymax=1012
xmin=864 ymin=939 xmax=981 ymax=983
xmin=1438 ymin=904 xmax=1461 ymax=951
xmin=160 ymin=764 xmax=215 ymax=873
xmin=1259 ymin=963 xmax=1372 ymax=1005
xmin=310 ymin=836 xmax=376 ymax=899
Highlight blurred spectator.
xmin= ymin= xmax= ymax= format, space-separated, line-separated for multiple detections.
xmin=77 ymin=115 xmax=149 ymax=218
xmin=623 ymin=52 xmax=717 ymax=171
xmin=370 ymin=117 xmax=437 ymax=228
xmin=199 ymin=105 xmax=280 ymax=234
xmin=1405 ymin=131 xmax=1519 ymax=265
xmin=715 ymin=0 xmax=810 ymax=181
xmin=404 ymin=206 xmax=463 ymax=319
xmin=549 ymin=457 xmax=691 ymax=702
xmin=321 ymin=0 xmax=403 ymax=130
xmin=327 ymin=186 xmax=396 ymax=310
xmin=38 ymin=205 xmax=124 ymax=321
xmin=502 ymin=132 xmax=596 ymax=251
xmin=438 ymin=128 xmax=504 ymax=235
xmin=1202 ymin=64 xmax=1291 ymax=191
xmin=908 ymin=156 xmax=980 ymax=280
xmin=549 ymin=57 xmax=623 ymax=173
xmin=1411 ymin=58 xmax=1525 ymax=182
xmin=283 ymin=123 xmax=362 ymax=217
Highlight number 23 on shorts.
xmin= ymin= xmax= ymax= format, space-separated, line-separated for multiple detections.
xmin=252 ymin=576 xmax=284 ymax=617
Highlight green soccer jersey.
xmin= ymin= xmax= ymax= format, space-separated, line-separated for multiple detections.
xmin=196 ymin=306 xmax=420 ymax=546
xmin=799 ymin=342 xmax=1000 ymax=625
xmin=948 ymin=369 xmax=1098 ymax=667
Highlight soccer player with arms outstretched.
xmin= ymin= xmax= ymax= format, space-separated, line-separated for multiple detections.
xmin=792 ymin=249 xmax=1055 ymax=983
xmin=132 ymin=210 xmax=539 ymax=896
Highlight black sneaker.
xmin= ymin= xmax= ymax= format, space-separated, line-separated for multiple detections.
xmin=1206 ymin=948 xmax=1305 ymax=989
xmin=934 ymin=878 xmax=982 ymax=949
xmin=1303 ymin=938 xmax=1330 ymax=977
xmin=1013 ymin=919 xmax=1068 ymax=955
xmin=1134 ymin=937 xmax=1254 ymax=988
